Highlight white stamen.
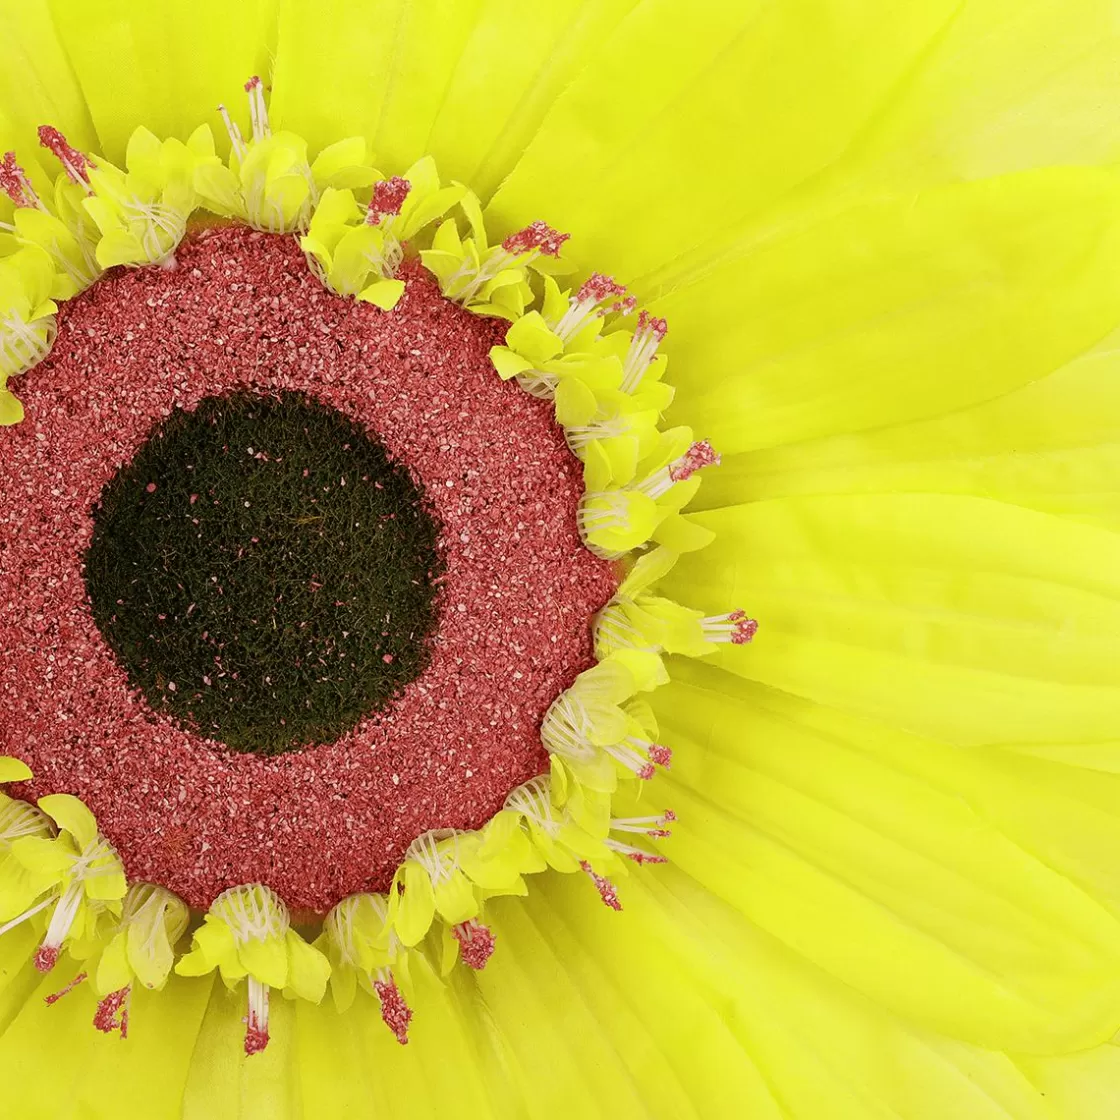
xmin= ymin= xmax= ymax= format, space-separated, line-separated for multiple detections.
xmin=218 ymin=104 xmax=246 ymax=161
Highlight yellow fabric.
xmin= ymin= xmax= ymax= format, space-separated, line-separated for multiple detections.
xmin=271 ymin=0 xmax=642 ymax=193
xmin=661 ymin=495 xmax=1120 ymax=748
xmin=651 ymin=665 xmax=1120 ymax=1052
xmin=487 ymin=0 xmax=962 ymax=279
xmin=691 ymin=322 xmax=1120 ymax=534
xmin=46 ymin=0 xmax=277 ymax=162
xmin=656 ymin=168 xmax=1120 ymax=452
xmin=517 ymin=869 xmax=1078 ymax=1119
xmin=0 ymin=969 xmax=212 ymax=1120
xmin=0 ymin=2 xmax=1119 ymax=1117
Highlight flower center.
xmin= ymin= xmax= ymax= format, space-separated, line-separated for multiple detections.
xmin=0 ymin=224 xmax=615 ymax=912
xmin=83 ymin=390 xmax=443 ymax=755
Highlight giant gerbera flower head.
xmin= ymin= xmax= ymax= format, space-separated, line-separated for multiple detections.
xmin=1 ymin=2 xmax=1120 ymax=1117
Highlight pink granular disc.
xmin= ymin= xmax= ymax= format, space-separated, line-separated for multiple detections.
xmin=0 ymin=226 xmax=615 ymax=914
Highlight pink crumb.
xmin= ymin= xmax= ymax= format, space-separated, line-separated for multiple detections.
xmin=374 ymin=978 xmax=412 ymax=1044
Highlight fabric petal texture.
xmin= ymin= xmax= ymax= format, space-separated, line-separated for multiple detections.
xmin=1 ymin=1 xmax=1119 ymax=1117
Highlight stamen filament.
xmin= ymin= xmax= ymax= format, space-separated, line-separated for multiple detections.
xmin=620 ymin=310 xmax=668 ymax=394
xmin=245 ymin=976 xmax=269 ymax=1055
xmin=700 ymin=610 xmax=759 ymax=644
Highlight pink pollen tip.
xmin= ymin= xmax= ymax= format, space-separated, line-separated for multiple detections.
xmin=93 ymin=987 xmax=130 ymax=1038
xmin=34 ymin=945 xmax=59 ymax=973
xmin=501 ymin=220 xmax=570 ymax=258
xmin=244 ymin=1021 xmax=269 ymax=1055
xmin=668 ymin=440 xmax=720 ymax=482
xmin=374 ymin=979 xmax=412 ymax=1045
xmin=611 ymin=295 xmax=638 ymax=317
xmin=581 ymin=861 xmax=623 ymax=911
xmin=663 ymin=809 xmax=677 ymax=822
xmin=731 ymin=617 xmax=759 ymax=645
xmin=44 ymin=971 xmax=88 ymax=1005
xmin=648 ymin=744 xmax=672 ymax=769
xmin=367 ymin=176 xmax=411 ymax=223
xmin=626 ymin=851 xmax=669 ymax=865
xmin=37 ymin=126 xmax=90 ymax=183
xmin=0 ymin=151 xmax=33 ymax=206
xmin=637 ymin=763 xmax=656 ymax=781
xmin=453 ymin=920 xmax=496 ymax=971
xmin=578 ymin=272 xmax=627 ymax=305
xmin=244 ymin=76 xmax=262 ymax=92
xmin=637 ymin=310 xmax=668 ymax=340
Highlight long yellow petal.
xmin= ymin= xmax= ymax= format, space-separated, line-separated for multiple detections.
xmin=653 ymin=664 xmax=1120 ymax=1052
xmin=46 ymin=0 xmax=278 ymax=161
xmin=663 ymin=495 xmax=1120 ymax=747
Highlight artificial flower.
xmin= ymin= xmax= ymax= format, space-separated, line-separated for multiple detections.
xmin=0 ymin=3 xmax=1118 ymax=1119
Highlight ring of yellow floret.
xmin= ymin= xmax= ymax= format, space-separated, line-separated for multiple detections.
xmin=0 ymin=79 xmax=757 ymax=1053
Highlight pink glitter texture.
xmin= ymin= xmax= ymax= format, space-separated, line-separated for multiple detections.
xmin=374 ymin=978 xmax=412 ymax=1044
xmin=501 ymin=221 xmax=570 ymax=258
xmin=37 ymin=125 xmax=90 ymax=184
xmin=580 ymin=862 xmax=622 ymax=911
xmin=0 ymin=151 xmax=37 ymax=207
xmin=366 ymin=177 xmax=411 ymax=223
xmin=44 ymin=971 xmax=88 ymax=1005
xmin=636 ymin=309 xmax=668 ymax=340
xmin=577 ymin=272 xmax=626 ymax=305
xmin=33 ymin=945 xmax=60 ymax=973
xmin=244 ymin=1013 xmax=269 ymax=1055
xmin=0 ymin=226 xmax=616 ymax=915
xmin=452 ymin=919 xmax=495 ymax=970
xmin=93 ymin=988 xmax=130 ymax=1038
xmin=730 ymin=613 xmax=759 ymax=645
xmin=668 ymin=439 xmax=720 ymax=482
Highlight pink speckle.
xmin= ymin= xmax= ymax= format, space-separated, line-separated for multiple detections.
xmin=668 ymin=440 xmax=720 ymax=483
xmin=453 ymin=920 xmax=496 ymax=970
xmin=731 ymin=617 xmax=759 ymax=645
xmin=0 ymin=151 xmax=37 ymax=208
xmin=580 ymin=861 xmax=622 ymax=911
xmin=43 ymin=971 xmax=88 ymax=1005
xmin=145 ymin=482 xmax=157 ymax=493
xmin=625 ymin=850 xmax=668 ymax=865
xmin=374 ymin=978 xmax=412 ymax=1044
xmin=366 ymin=177 xmax=411 ymax=224
xmin=93 ymin=987 xmax=130 ymax=1038
xmin=501 ymin=221 xmax=570 ymax=258
xmin=244 ymin=1021 xmax=269 ymax=1055
xmin=33 ymin=945 xmax=59 ymax=974
xmin=637 ymin=310 xmax=668 ymax=340
xmin=37 ymin=126 xmax=90 ymax=184
xmin=577 ymin=273 xmax=626 ymax=306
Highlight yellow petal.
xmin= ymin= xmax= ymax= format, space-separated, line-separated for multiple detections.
xmin=47 ymin=0 xmax=278 ymax=162
xmin=0 ymin=758 xmax=32 ymax=784
xmin=356 ymin=277 xmax=406 ymax=310
xmin=391 ymin=862 xmax=435 ymax=947
xmin=666 ymin=494 xmax=1120 ymax=747
xmin=660 ymin=168 xmax=1120 ymax=453
xmin=695 ymin=322 xmax=1120 ymax=536
xmin=488 ymin=1 xmax=962 ymax=280
xmin=36 ymin=794 xmax=97 ymax=849
xmin=655 ymin=664 xmax=1120 ymax=1053
xmin=283 ymin=929 xmax=330 ymax=1003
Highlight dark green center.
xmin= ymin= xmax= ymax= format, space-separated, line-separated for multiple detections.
xmin=84 ymin=391 xmax=443 ymax=755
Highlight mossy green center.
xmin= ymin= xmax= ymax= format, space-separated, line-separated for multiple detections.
xmin=84 ymin=391 xmax=443 ymax=755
